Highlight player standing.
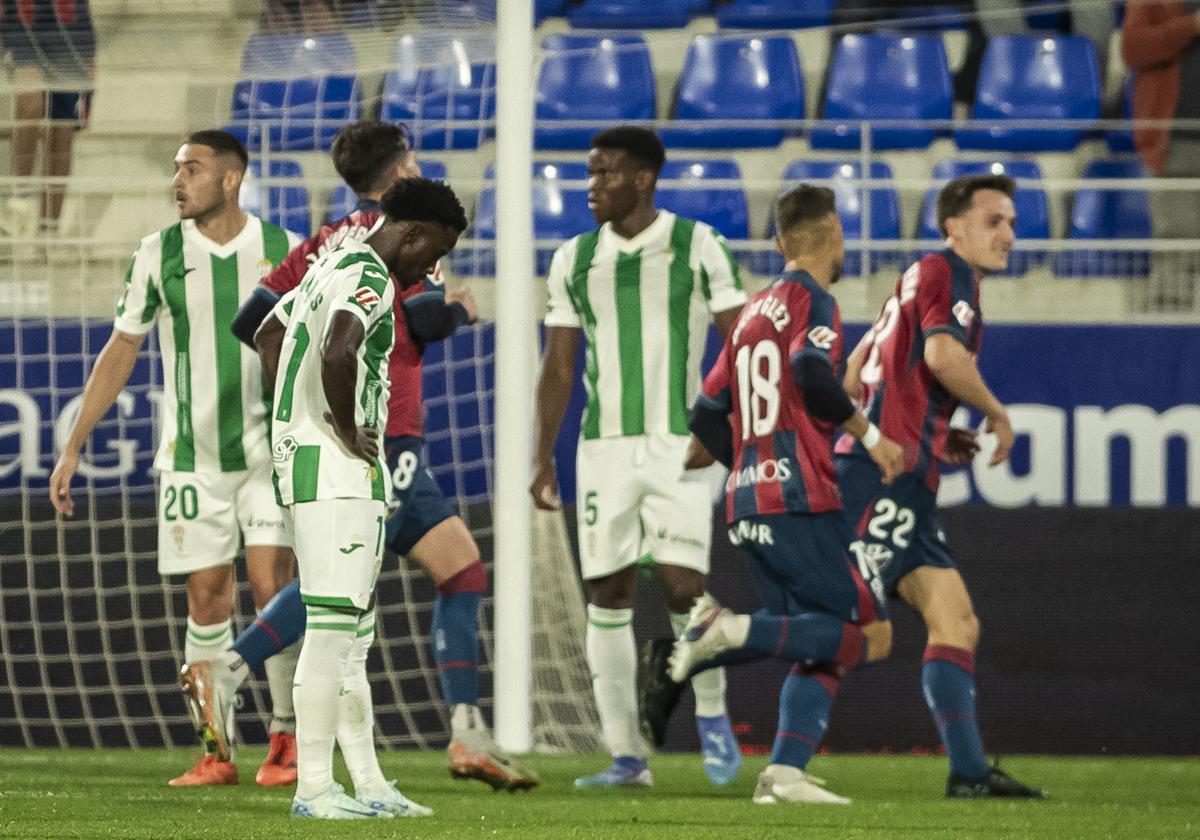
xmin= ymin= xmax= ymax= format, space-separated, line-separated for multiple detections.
xmin=531 ymin=126 xmax=746 ymax=787
xmin=48 ymin=130 xmax=303 ymax=786
xmin=211 ymin=121 xmax=536 ymax=790
xmin=254 ymin=177 xmax=467 ymax=819
xmin=652 ymin=185 xmax=903 ymax=804
xmin=835 ymin=175 xmax=1045 ymax=798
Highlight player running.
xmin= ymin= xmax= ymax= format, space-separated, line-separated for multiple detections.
xmin=644 ymin=184 xmax=904 ymax=805
xmin=190 ymin=120 xmax=536 ymax=791
xmin=834 ymin=174 xmax=1045 ymax=799
xmin=255 ymin=176 xmax=466 ymax=819
xmin=532 ymin=126 xmax=746 ymax=788
xmin=48 ymin=130 xmax=303 ymax=786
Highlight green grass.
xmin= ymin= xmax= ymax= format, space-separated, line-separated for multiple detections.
xmin=1 ymin=749 xmax=1197 ymax=839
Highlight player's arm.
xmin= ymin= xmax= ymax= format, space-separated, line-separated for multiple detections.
xmin=50 ymin=328 xmax=145 ymax=516
xmin=403 ymin=288 xmax=476 ymax=344
xmin=532 ymin=326 xmax=579 ymax=511
xmin=924 ymin=334 xmax=1011 ymax=466
xmin=232 ymin=239 xmax=312 ymax=348
xmin=699 ymin=227 xmax=747 ymax=340
xmin=842 ymin=331 xmax=871 ymax=403
xmin=321 ymin=311 xmax=378 ymax=465
xmin=1122 ymin=3 xmax=1200 ymax=69
xmin=254 ymin=290 xmax=296 ymax=394
xmin=687 ymin=344 xmax=733 ymax=469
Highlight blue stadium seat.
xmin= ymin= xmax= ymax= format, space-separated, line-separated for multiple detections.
xmin=241 ymin=159 xmax=310 ymax=238
xmin=656 ymin=159 xmax=749 ymax=242
xmin=955 ymin=36 xmax=1101 ymax=152
xmin=1107 ymin=75 xmax=1135 ymax=154
xmin=811 ymin=34 xmax=952 ymax=151
xmin=325 ymin=161 xmax=448 ymax=225
xmin=1055 ymin=158 xmax=1152 ymax=277
xmin=918 ymin=159 xmax=1048 ymax=275
xmin=535 ymin=35 xmax=655 ymax=150
xmin=568 ymin=0 xmax=691 ymax=28
xmin=461 ymin=162 xmax=594 ymax=276
xmin=715 ymin=0 xmax=834 ymax=28
xmin=381 ymin=34 xmax=494 ymax=151
xmin=661 ymin=35 xmax=804 ymax=149
xmin=228 ymin=34 xmax=359 ymax=152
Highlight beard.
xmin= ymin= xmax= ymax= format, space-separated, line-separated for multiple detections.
xmin=829 ymin=258 xmax=844 ymax=285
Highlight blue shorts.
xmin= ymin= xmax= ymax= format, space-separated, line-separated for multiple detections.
xmin=383 ymin=436 xmax=454 ymax=555
xmin=728 ymin=511 xmax=887 ymax=625
xmin=835 ymin=455 xmax=957 ymax=600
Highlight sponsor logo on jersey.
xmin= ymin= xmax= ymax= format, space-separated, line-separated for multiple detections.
xmin=354 ymin=287 xmax=381 ymax=308
xmin=727 ymin=458 xmax=792 ymax=490
xmin=246 ymin=516 xmax=285 ymax=530
xmin=727 ymin=519 xmax=774 ymax=546
xmin=952 ymin=300 xmax=975 ymax=329
xmin=807 ymin=325 xmax=837 ymax=350
xmin=273 ymin=435 xmax=298 ymax=463
xmin=339 ymin=542 xmax=365 ymax=554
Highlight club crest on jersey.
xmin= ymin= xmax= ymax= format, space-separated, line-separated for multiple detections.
xmin=953 ymin=300 xmax=975 ymax=329
xmin=171 ymin=524 xmax=185 ymax=553
xmin=273 ymin=435 xmax=298 ymax=463
xmin=354 ymin=287 xmax=381 ymax=308
xmin=807 ymin=325 xmax=837 ymax=350
xmin=257 ymin=258 xmax=274 ymax=279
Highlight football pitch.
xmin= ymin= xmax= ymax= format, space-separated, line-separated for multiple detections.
xmin=1 ymin=750 xmax=1197 ymax=839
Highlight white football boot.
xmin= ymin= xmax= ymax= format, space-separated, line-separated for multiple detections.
xmin=668 ymin=594 xmax=749 ymax=683
xmin=752 ymin=764 xmax=851 ymax=805
xmin=291 ymin=783 xmax=394 ymax=819
xmin=355 ymin=780 xmax=433 ymax=816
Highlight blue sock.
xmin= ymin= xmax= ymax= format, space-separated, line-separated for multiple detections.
xmin=771 ymin=666 xmax=839 ymax=770
xmin=923 ymin=645 xmax=989 ymax=780
xmin=744 ymin=610 xmax=863 ymax=668
xmin=434 ymin=564 xmax=486 ymax=707
xmin=232 ymin=579 xmax=304 ymax=675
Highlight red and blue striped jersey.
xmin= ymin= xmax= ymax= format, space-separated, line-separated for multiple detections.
xmin=701 ymin=271 xmax=845 ymax=522
xmin=835 ymin=249 xmax=983 ymax=491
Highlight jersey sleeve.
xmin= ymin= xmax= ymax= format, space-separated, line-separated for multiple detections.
xmin=331 ymin=263 xmax=393 ymax=331
xmin=788 ymin=288 xmax=841 ymax=368
xmin=544 ymin=241 xmax=582 ymax=328
xmin=270 ymin=289 xmax=298 ymax=329
xmin=917 ymin=254 xmax=974 ymax=345
xmin=262 ymin=235 xmax=316 ymax=294
xmin=697 ymin=226 xmax=748 ymax=315
xmin=113 ymin=238 xmax=160 ymax=336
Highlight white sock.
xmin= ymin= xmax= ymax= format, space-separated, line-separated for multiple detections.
xmin=265 ymin=635 xmax=301 ymax=734
xmin=336 ymin=611 xmax=388 ymax=795
xmin=450 ymin=703 xmax=487 ymax=740
xmin=670 ymin=610 xmax=728 ymax=718
xmin=585 ymin=604 xmax=645 ymax=760
xmin=184 ymin=617 xmax=233 ymax=665
xmin=214 ymin=649 xmax=251 ymax=699
xmin=294 ymin=607 xmax=357 ymax=798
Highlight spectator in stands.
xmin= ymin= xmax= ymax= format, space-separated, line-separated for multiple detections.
xmin=1124 ymin=0 xmax=1200 ymax=304
xmin=0 ymin=0 xmax=94 ymax=232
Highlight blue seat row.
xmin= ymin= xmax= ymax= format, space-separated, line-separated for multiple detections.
xmin=227 ymin=32 xmax=1104 ymax=153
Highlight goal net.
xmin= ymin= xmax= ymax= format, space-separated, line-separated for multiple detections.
xmin=0 ymin=0 xmax=600 ymax=753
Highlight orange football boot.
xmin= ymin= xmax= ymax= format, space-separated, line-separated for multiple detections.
xmin=256 ymin=731 xmax=298 ymax=786
xmin=168 ymin=754 xmax=238 ymax=786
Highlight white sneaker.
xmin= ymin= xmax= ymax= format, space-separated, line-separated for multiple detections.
xmin=668 ymin=594 xmax=746 ymax=683
xmin=355 ymin=780 xmax=432 ymax=817
xmin=291 ymin=783 xmax=394 ymax=819
xmin=752 ymin=764 xmax=851 ymax=805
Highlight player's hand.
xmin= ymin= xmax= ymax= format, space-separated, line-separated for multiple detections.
xmin=868 ymin=434 xmax=905 ymax=486
xmin=941 ymin=427 xmax=981 ymax=466
xmin=984 ymin=410 xmax=1014 ymax=467
xmin=449 ymin=288 xmax=478 ymax=324
xmin=49 ymin=449 xmax=79 ymax=517
xmin=530 ymin=460 xmax=561 ymax=511
xmin=324 ymin=411 xmax=378 ymax=465
xmin=684 ymin=435 xmax=716 ymax=471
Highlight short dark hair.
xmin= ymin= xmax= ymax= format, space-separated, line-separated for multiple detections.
xmin=331 ymin=121 xmax=411 ymax=195
xmin=379 ymin=177 xmax=468 ymax=234
xmin=590 ymin=125 xmax=666 ymax=175
xmin=185 ymin=130 xmax=249 ymax=172
xmin=774 ymin=184 xmax=837 ymax=237
xmin=936 ymin=174 xmax=1016 ymax=237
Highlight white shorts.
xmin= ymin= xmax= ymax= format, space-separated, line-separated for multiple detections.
xmin=575 ymin=434 xmax=718 ymax=580
xmin=157 ymin=465 xmax=289 ymax=575
xmin=291 ymin=498 xmax=386 ymax=611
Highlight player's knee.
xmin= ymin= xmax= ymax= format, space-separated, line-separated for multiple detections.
xmin=962 ymin=612 xmax=981 ymax=651
xmin=664 ymin=582 xmax=705 ymax=615
xmin=437 ymin=560 xmax=487 ymax=596
xmin=928 ymin=607 xmax=979 ymax=651
xmin=587 ymin=571 xmax=635 ymax=610
xmin=863 ymin=620 xmax=893 ymax=663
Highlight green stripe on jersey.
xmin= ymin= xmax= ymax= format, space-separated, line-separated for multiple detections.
xmin=160 ymin=223 xmax=195 ymax=471
xmin=261 ymin=220 xmax=291 ymax=266
xmin=211 ymin=254 xmax=247 ymax=471
xmin=667 ymin=217 xmax=697 ymax=434
xmin=614 ymin=250 xmax=645 ymax=436
xmin=292 ymin=445 xmax=320 ymax=503
xmin=568 ymin=231 xmax=602 ymax=440
xmin=335 ymin=251 xmax=387 ymax=274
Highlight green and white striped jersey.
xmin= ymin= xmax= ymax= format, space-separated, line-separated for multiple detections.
xmin=114 ymin=215 xmax=301 ymax=473
xmin=269 ymin=241 xmax=396 ymax=506
xmin=545 ymin=210 xmax=747 ymax=440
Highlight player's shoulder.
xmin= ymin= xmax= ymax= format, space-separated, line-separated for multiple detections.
xmin=135 ymin=221 xmax=183 ymax=255
xmin=258 ymin=216 xmax=304 ymax=247
xmin=914 ymin=250 xmax=955 ymax=280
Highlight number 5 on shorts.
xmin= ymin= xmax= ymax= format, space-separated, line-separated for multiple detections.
xmin=584 ymin=491 xmax=598 ymax=526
